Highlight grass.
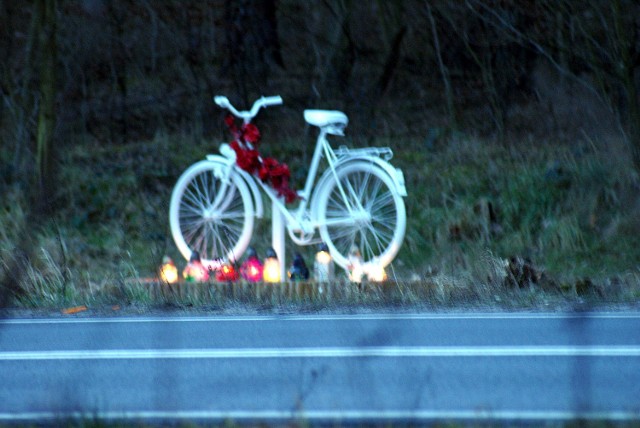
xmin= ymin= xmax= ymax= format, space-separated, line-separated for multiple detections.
xmin=1 ymin=129 xmax=639 ymax=311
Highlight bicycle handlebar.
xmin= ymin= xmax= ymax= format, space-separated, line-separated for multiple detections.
xmin=214 ymin=95 xmax=283 ymax=122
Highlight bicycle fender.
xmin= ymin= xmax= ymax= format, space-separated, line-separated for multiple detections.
xmin=205 ymin=154 xmax=264 ymax=219
xmin=314 ymin=156 xmax=408 ymax=200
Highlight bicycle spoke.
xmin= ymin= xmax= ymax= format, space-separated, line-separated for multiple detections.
xmin=365 ymin=225 xmax=391 ymax=255
xmin=196 ymin=174 xmax=212 ymax=202
xmin=365 ymin=179 xmax=384 ymax=209
xmin=324 ymin=202 xmax=349 ymax=218
xmin=181 ymin=225 xmax=197 ymax=246
xmin=182 ymin=187 xmax=206 ymax=211
xmin=208 ymin=223 xmax=225 ymax=259
xmin=170 ymin=161 xmax=254 ymax=265
xmin=368 ymin=190 xmax=393 ymax=212
xmin=371 ymin=207 xmax=397 ymax=227
xmin=327 ymin=226 xmax=357 ymax=241
xmin=182 ymin=223 xmax=203 ymax=244
xmin=344 ymin=174 xmax=362 ymax=203
xmin=326 ymin=190 xmax=347 ymax=211
xmin=358 ymin=229 xmax=369 ymax=257
xmin=201 ymin=223 xmax=215 ymax=258
xmin=216 ymin=210 xmax=247 ymax=221
xmin=318 ymin=163 xmax=405 ymax=268
xmin=192 ymin=226 xmax=208 ymax=256
xmin=220 ymin=225 xmax=241 ymax=259
xmin=203 ymin=172 xmax=214 ymax=205
xmin=332 ymin=236 xmax=357 ymax=258
xmin=358 ymin=170 xmax=373 ymax=200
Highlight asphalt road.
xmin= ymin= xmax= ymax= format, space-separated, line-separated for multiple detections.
xmin=1 ymin=312 xmax=639 ymax=423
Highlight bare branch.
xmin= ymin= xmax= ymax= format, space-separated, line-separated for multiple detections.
xmin=465 ymin=0 xmax=610 ymax=107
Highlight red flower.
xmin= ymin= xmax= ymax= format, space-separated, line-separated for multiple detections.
xmin=223 ymin=115 xmax=299 ymax=204
xmin=231 ymin=144 xmax=260 ymax=174
xmin=241 ymin=123 xmax=261 ymax=145
xmin=270 ymin=163 xmax=290 ymax=178
xmin=229 ymin=140 xmax=242 ymax=152
xmin=280 ymin=188 xmax=299 ymax=204
xmin=225 ymin=115 xmax=240 ymax=139
xmin=238 ymin=149 xmax=260 ymax=173
xmin=230 ymin=141 xmax=260 ymax=173
xmin=224 ymin=114 xmax=236 ymax=129
xmin=258 ymin=157 xmax=279 ymax=181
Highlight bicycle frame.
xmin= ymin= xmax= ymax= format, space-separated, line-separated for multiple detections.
xmin=211 ymin=95 xmax=407 ymax=246
xmin=170 ymin=95 xmax=408 ymax=269
xmin=216 ymin=125 xmax=341 ymax=244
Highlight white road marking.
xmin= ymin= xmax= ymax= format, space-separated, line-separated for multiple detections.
xmin=0 ymin=409 xmax=638 ymax=421
xmin=2 ymin=312 xmax=640 ymax=324
xmin=1 ymin=346 xmax=640 ymax=360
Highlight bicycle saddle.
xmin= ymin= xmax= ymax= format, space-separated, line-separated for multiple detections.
xmin=304 ymin=110 xmax=348 ymax=129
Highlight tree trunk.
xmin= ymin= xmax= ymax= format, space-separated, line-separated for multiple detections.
xmin=34 ymin=0 xmax=56 ymax=208
xmin=223 ymin=0 xmax=284 ymax=101
xmin=612 ymin=0 xmax=640 ymax=171
xmin=427 ymin=4 xmax=457 ymax=130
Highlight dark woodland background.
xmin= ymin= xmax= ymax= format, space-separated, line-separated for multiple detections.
xmin=1 ymin=0 xmax=640 ymax=305
xmin=3 ymin=0 xmax=639 ymax=194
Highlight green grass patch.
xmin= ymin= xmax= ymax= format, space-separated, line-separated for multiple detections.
xmin=1 ymin=131 xmax=639 ymax=309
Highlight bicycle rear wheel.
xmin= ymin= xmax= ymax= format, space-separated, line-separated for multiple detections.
xmin=316 ymin=161 xmax=406 ymax=269
xmin=169 ymin=160 xmax=254 ymax=267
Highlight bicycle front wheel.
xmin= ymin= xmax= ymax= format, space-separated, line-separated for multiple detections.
xmin=169 ymin=160 xmax=254 ymax=266
xmin=316 ymin=162 xmax=406 ymax=269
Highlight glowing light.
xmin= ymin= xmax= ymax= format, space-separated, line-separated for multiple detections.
xmin=183 ymin=251 xmax=209 ymax=282
xmin=347 ymin=245 xmax=364 ymax=283
xmin=314 ymin=243 xmax=334 ymax=282
xmin=349 ymin=264 xmax=364 ymax=283
xmin=240 ymin=247 xmax=263 ymax=282
xmin=367 ymin=261 xmax=387 ymax=282
xmin=262 ymin=247 xmax=281 ymax=283
xmin=215 ymin=263 xmax=239 ymax=282
xmin=159 ymin=256 xmax=179 ymax=284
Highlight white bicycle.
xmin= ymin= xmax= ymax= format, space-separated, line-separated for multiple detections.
xmin=169 ymin=95 xmax=407 ymax=271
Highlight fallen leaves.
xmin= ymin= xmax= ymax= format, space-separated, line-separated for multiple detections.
xmin=61 ymin=305 xmax=87 ymax=315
